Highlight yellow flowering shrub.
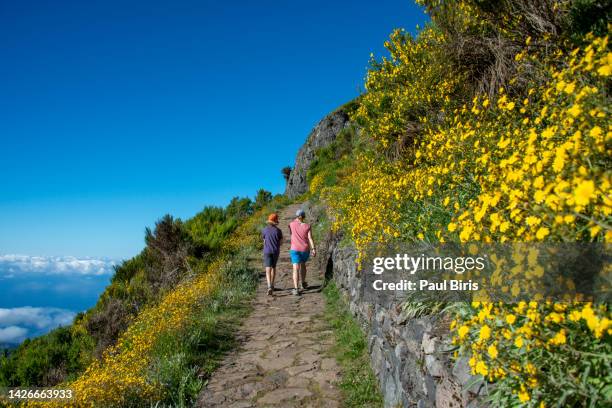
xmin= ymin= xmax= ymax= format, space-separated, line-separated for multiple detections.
xmin=452 ymin=300 xmax=611 ymax=405
xmin=326 ymin=33 xmax=611 ymax=257
xmin=309 ymin=172 xmax=326 ymax=195
xmin=354 ymin=26 xmax=465 ymax=149
xmin=436 ymin=36 xmax=611 ymax=245
xmin=314 ymin=10 xmax=611 ymax=406
xmin=27 ymin=206 xmax=272 ymax=407
xmin=26 ymin=259 xmax=227 ymax=407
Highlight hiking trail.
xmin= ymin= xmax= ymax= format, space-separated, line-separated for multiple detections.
xmin=197 ymin=203 xmax=343 ymax=407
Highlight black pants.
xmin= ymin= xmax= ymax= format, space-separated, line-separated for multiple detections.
xmin=263 ymin=252 xmax=279 ymax=268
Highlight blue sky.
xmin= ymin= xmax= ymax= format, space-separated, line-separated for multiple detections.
xmin=0 ymin=0 xmax=427 ymax=259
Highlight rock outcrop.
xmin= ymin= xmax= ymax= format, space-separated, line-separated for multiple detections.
xmin=284 ymin=109 xmax=351 ymax=198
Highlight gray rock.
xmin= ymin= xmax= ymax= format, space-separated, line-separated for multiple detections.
xmin=417 ymin=399 xmax=428 ymax=408
xmin=425 ymin=355 xmax=445 ymax=378
xmin=452 ymin=356 xmax=473 ymax=387
xmin=422 ymin=332 xmax=437 ymax=354
xmin=285 ymin=110 xmax=351 ymax=198
xmin=383 ymin=377 xmax=400 ymax=408
xmin=395 ymin=342 xmax=408 ymax=361
xmin=425 ymin=376 xmax=438 ymax=404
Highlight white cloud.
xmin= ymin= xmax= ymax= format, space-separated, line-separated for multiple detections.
xmin=0 ymin=254 xmax=116 ymax=276
xmin=0 ymin=307 xmax=76 ymax=330
xmin=0 ymin=326 xmax=28 ymax=344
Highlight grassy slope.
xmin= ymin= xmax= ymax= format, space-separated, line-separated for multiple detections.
xmin=323 ymin=283 xmax=383 ymax=408
xmin=106 ymin=200 xmax=290 ymax=407
xmin=147 ymin=245 xmax=259 ymax=407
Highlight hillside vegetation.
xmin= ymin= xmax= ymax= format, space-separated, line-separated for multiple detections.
xmin=0 ymin=1 xmax=610 ymax=407
xmin=0 ymin=189 xmax=287 ymax=406
xmin=307 ymin=1 xmax=611 ymax=406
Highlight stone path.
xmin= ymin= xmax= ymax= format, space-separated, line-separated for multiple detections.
xmin=197 ymin=204 xmax=343 ymax=408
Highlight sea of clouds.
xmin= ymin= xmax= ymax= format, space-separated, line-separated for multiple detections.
xmin=0 ymin=307 xmax=76 ymax=343
xmin=0 ymin=254 xmax=116 ymax=277
xmin=0 ymin=254 xmax=117 ymax=345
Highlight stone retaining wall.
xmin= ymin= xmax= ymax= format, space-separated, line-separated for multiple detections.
xmin=313 ymin=220 xmax=486 ymax=408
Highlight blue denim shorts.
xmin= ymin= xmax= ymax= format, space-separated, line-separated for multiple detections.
xmin=290 ymin=250 xmax=310 ymax=264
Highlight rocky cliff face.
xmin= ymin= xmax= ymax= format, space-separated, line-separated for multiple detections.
xmin=284 ymin=110 xmax=351 ymax=198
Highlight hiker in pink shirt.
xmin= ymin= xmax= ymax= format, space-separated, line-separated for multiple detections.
xmin=288 ymin=209 xmax=316 ymax=295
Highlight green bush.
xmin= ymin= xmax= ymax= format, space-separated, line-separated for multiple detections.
xmin=307 ymin=125 xmax=358 ymax=192
xmin=0 ymin=326 xmax=94 ymax=387
xmin=568 ymin=0 xmax=612 ymax=39
xmin=185 ymin=206 xmax=237 ymax=252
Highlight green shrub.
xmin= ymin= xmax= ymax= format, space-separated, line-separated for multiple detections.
xmin=568 ymin=0 xmax=612 ymax=39
xmin=0 ymin=326 xmax=94 ymax=387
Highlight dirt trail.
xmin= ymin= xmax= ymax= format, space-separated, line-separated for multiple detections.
xmin=197 ymin=203 xmax=342 ymax=407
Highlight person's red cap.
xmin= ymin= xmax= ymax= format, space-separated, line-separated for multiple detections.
xmin=267 ymin=213 xmax=279 ymax=224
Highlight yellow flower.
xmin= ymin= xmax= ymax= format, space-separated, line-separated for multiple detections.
xmin=569 ymin=310 xmax=582 ymax=321
xmin=514 ymin=336 xmax=524 ymax=348
xmin=487 ymin=344 xmax=498 ymax=359
xmin=506 ymin=314 xmax=516 ymax=324
xmin=597 ymin=64 xmax=611 ymax=76
xmin=589 ymin=126 xmax=603 ymax=138
xmin=458 ymin=325 xmax=470 ymax=339
xmin=526 ymin=216 xmax=541 ymax=227
xmin=574 ymin=180 xmax=595 ymax=206
xmin=552 ymin=148 xmax=566 ymax=172
xmin=518 ymin=388 xmax=531 ymax=402
xmin=542 ymin=127 xmax=555 ymax=138
xmin=590 ymin=225 xmax=602 ymax=238
xmin=534 ymin=190 xmax=546 ymax=203
xmin=460 ymin=225 xmax=473 ymax=242
xmin=536 ymin=227 xmax=550 ymax=240
xmin=567 ymin=104 xmax=581 ymax=117
xmin=479 ymin=324 xmax=491 ymax=341
xmin=475 ymin=360 xmax=488 ymax=376
xmin=549 ymin=329 xmax=567 ymax=345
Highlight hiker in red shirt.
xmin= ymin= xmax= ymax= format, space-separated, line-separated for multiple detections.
xmin=288 ymin=209 xmax=316 ymax=296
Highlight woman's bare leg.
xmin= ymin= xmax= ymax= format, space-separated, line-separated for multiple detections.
xmin=300 ymin=263 xmax=307 ymax=286
xmin=292 ymin=263 xmax=300 ymax=289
